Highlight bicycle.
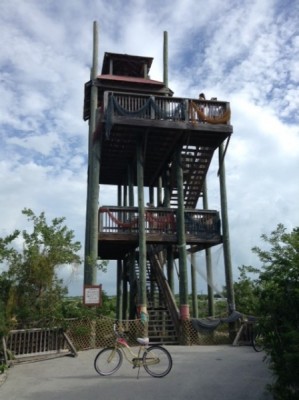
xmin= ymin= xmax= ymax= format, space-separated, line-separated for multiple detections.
xmin=251 ymin=321 xmax=264 ymax=352
xmin=94 ymin=324 xmax=173 ymax=378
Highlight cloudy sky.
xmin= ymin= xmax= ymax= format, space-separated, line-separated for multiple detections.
xmin=1 ymin=0 xmax=298 ymax=297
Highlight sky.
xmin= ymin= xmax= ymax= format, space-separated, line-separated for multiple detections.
xmin=1 ymin=0 xmax=298 ymax=298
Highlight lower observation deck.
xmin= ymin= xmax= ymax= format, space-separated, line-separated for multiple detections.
xmin=98 ymin=207 xmax=222 ymax=259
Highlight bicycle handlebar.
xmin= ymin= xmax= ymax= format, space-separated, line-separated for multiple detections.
xmin=113 ymin=323 xmax=128 ymax=338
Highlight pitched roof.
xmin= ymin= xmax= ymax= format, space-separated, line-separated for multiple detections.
xmin=97 ymin=74 xmax=165 ymax=87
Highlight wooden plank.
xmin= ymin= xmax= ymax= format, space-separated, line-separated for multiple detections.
xmin=63 ymin=332 xmax=78 ymax=357
xmin=233 ymin=324 xmax=245 ymax=346
xmin=2 ymin=337 xmax=8 ymax=364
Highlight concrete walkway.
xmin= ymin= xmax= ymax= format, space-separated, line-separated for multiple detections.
xmin=0 ymin=345 xmax=273 ymax=400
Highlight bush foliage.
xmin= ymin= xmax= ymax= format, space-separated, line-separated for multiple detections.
xmin=235 ymin=224 xmax=299 ymax=399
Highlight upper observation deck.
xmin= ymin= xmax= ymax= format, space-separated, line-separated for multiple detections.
xmin=90 ymin=91 xmax=233 ymax=187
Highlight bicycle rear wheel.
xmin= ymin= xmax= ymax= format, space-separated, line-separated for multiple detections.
xmin=143 ymin=345 xmax=172 ymax=378
xmin=94 ymin=347 xmax=123 ymax=376
xmin=252 ymin=331 xmax=264 ymax=352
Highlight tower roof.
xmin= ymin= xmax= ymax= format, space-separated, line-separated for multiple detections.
xmin=101 ymin=52 xmax=153 ymax=77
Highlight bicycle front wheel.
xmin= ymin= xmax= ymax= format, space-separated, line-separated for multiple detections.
xmin=143 ymin=345 xmax=172 ymax=378
xmin=94 ymin=347 xmax=123 ymax=376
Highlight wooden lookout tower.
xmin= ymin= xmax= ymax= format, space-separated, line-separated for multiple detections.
xmin=83 ymin=23 xmax=235 ymax=344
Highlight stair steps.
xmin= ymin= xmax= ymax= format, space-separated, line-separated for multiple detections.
xmin=145 ymin=259 xmax=179 ymax=344
xmin=170 ymin=145 xmax=214 ymax=208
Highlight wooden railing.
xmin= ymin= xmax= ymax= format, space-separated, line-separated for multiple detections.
xmin=103 ymin=91 xmax=231 ymax=125
xmin=4 ymin=328 xmax=77 ymax=363
xmin=184 ymin=209 xmax=221 ymax=239
xmin=99 ymin=206 xmax=221 ymax=238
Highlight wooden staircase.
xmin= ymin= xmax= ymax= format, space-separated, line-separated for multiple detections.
xmin=133 ymin=247 xmax=180 ymax=344
xmin=146 ymin=246 xmax=180 ymax=344
xmin=146 ymin=262 xmax=179 ymax=344
xmin=170 ymin=145 xmax=215 ymax=208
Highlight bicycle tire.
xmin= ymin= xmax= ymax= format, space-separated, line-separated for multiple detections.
xmin=94 ymin=347 xmax=123 ymax=376
xmin=252 ymin=332 xmax=264 ymax=352
xmin=143 ymin=345 xmax=172 ymax=378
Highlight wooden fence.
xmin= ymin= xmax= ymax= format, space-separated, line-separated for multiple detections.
xmin=3 ymin=327 xmax=77 ymax=364
xmin=2 ymin=316 xmax=253 ymax=365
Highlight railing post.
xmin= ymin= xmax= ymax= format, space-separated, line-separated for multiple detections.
xmin=150 ymin=96 xmax=155 ymax=119
xmin=226 ymin=102 xmax=231 ymax=124
xmin=184 ymin=99 xmax=189 ymax=121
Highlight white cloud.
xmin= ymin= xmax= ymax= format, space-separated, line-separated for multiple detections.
xmin=0 ymin=0 xmax=299 ymax=298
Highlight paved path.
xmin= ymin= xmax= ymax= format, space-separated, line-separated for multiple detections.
xmin=0 ymin=345 xmax=273 ymax=400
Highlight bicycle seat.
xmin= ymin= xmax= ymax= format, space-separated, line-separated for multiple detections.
xmin=137 ymin=337 xmax=149 ymax=346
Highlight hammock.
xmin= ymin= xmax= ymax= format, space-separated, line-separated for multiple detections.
xmin=189 ymin=100 xmax=231 ymax=125
xmin=99 ymin=207 xmax=138 ymax=229
xmin=192 ymin=311 xmax=243 ymax=332
xmin=99 ymin=208 xmax=176 ymax=230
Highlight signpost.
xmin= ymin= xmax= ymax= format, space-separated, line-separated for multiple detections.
xmin=83 ymin=284 xmax=102 ymax=306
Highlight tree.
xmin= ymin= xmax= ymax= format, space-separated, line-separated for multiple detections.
xmin=0 ymin=231 xmax=20 ymax=335
xmin=1 ymin=208 xmax=82 ymax=326
xmin=234 ymin=265 xmax=261 ymax=315
xmin=241 ymin=224 xmax=299 ymax=399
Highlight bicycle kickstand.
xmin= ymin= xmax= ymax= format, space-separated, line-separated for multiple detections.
xmin=136 ymin=346 xmax=144 ymax=379
xmin=136 ymin=364 xmax=141 ymax=379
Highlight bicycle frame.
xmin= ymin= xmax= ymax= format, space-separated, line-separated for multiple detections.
xmin=113 ymin=337 xmax=159 ymax=368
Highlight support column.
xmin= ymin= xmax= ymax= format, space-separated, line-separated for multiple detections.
xmin=163 ymin=31 xmax=168 ymax=88
xmin=84 ymin=21 xmax=100 ymax=286
xmin=166 ymin=247 xmax=174 ymax=292
xmin=116 ymin=260 xmax=123 ymax=321
xmin=149 ymin=187 xmax=154 ymax=205
xmin=128 ymin=163 xmax=136 ymax=320
xmin=157 ymin=177 xmax=163 ymax=206
xmin=122 ymin=263 xmax=128 ymax=321
xmin=116 ymin=185 xmax=123 ymax=321
xmin=163 ymin=170 xmax=170 ymax=207
xmin=203 ymin=180 xmax=215 ymax=316
xmin=191 ymin=252 xmax=198 ymax=318
xmin=128 ymin=164 xmax=134 ymax=207
xmin=136 ymin=138 xmax=148 ymax=329
xmin=219 ymin=143 xmax=235 ymax=313
xmin=176 ymin=149 xmax=189 ymax=320
xmin=164 ymin=169 xmax=175 ymax=291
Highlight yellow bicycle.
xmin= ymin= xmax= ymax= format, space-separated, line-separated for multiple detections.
xmin=94 ymin=324 xmax=172 ymax=378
